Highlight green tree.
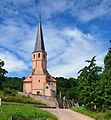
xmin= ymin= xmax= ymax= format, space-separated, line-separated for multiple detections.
xmin=96 ymin=69 xmax=111 ymax=111
xmin=77 ymin=56 xmax=102 ymax=110
xmin=2 ymin=77 xmax=24 ymax=92
xmin=0 ymin=59 xmax=8 ymax=90
xmin=96 ymin=46 xmax=111 ymax=110
xmin=56 ymin=77 xmax=77 ymax=100
xmin=104 ymin=49 xmax=111 ymax=69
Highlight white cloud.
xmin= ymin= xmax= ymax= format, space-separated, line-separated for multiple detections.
xmin=1 ymin=0 xmax=111 ymax=23
xmin=36 ymin=0 xmax=73 ymax=18
xmin=0 ymin=17 xmax=107 ymax=78
xmin=36 ymin=0 xmax=111 ymax=22
xmin=96 ymin=51 xmax=108 ymax=67
xmin=72 ymin=0 xmax=111 ymax=22
xmin=0 ymin=19 xmax=36 ymax=61
xmin=0 ymin=49 xmax=28 ymax=72
xmin=0 ymin=0 xmax=109 ymax=78
xmin=46 ymin=27 xmax=106 ymax=77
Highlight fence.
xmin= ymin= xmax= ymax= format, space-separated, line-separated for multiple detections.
xmin=57 ymin=97 xmax=79 ymax=109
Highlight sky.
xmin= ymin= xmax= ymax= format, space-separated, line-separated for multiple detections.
xmin=0 ymin=0 xmax=111 ymax=78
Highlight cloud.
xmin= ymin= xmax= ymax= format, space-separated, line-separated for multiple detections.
xmin=0 ymin=0 xmax=109 ymax=78
xmin=0 ymin=19 xmax=36 ymax=61
xmin=0 ymin=16 xmax=106 ymax=78
xmin=35 ymin=0 xmax=111 ymax=22
xmin=45 ymin=27 xmax=105 ymax=77
xmin=1 ymin=0 xmax=111 ymax=23
xmin=71 ymin=0 xmax=111 ymax=22
xmin=0 ymin=48 xmax=28 ymax=72
xmin=96 ymin=51 xmax=108 ymax=67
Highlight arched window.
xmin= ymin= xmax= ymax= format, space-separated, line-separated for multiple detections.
xmin=43 ymin=54 xmax=45 ymax=59
xmin=33 ymin=54 xmax=35 ymax=59
xmin=38 ymin=53 xmax=40 ymax=58
xmin=38 ymin=80 xmax=40 ymax=82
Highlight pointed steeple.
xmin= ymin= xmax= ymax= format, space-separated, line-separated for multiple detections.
xmin=34 ymin=16 xmax=45 ymax=52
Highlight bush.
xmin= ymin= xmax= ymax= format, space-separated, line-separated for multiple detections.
xmin=3 ymin=88 xmax=17 ymax=96
xmin=0 ymin=91 xmax=46 ymax=106
xmin=12 ymin=112 xmax=29 ymax=120
xmin=72 ymin=107 xmax=111 ymax=120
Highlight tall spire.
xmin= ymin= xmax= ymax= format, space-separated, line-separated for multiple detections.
xmin=34 ymin=15 xmax=45 ymax=52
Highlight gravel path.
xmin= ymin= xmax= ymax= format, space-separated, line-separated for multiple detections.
xmin=43 ymin=108 xmax=95 ymax=120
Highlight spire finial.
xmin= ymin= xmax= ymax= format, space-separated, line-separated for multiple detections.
xmin=39 ymin=12 xmax=41 ymax=22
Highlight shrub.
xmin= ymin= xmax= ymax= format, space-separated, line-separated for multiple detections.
xmin=12 ymin=112 xmax=29 ymax=120
xmin=0 ymin=91 xmax=46 ymax=106
xmin=72 ymin=107 xmax=111 ymax=120
xmin=3 ymin=88 xmax=17 ymax=96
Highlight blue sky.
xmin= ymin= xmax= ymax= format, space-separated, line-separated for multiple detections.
xmin=0 ymin=0 xmax=111 ymax=78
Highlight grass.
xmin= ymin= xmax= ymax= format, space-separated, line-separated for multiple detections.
xmin=0 ymin=105 xmax=58 ymax=120
xmin=0 ymin=91 xmax=47 ymax=106
xmin=72 ymin=107 xmax=111 ymax=120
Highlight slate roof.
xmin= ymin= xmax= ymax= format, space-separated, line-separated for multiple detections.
xmin=34 ymin=17 xmax=45 ymax=52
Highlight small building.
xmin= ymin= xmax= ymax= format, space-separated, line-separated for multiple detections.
xmin=23 ymin=18 xmax=56 ymax=97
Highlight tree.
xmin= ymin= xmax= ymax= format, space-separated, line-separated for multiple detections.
xmin=104 ymin=49 xmax=111 ymax=69
xmin=0 ymin=59 xmax=8 ymax=90
xmin=96 ymin=69 xmax=111 ymax=111
xmin=2 ymin=77 xmax=24 ymax=91
xmin=56 ymin=77 xmax=77 ymax=100
xmin=77 ymin=56 xmax=102 ymax=110
xmin=96 ymin=45 xmax=111 ymax=110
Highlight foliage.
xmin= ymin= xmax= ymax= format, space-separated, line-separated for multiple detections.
xmin=77 ymin=56 xmax=102 ymax=110
xmin=3 ymin=88 xmax=17 ymax=96
xmin=0 ymin=105 xmax=58 ymax=120
xmin=95 ymin=48 xmax=111 ymax=111
xmin=56 ymin=77 xmax=78 ymax=101
xmin=75 ymin=44 xmax=111 ymax=112
xmin=12 ymin=112 xmax=28 ymax=120
xmin=94 ymin=69 xmax=111 ymax=111
xmin=0 ymin=91 xmax=46 ymax=106
xmin=72 ymin=107 xmax=111 ymax=120
xmin=104 ymin=49 xmax=111 ymax=69
xmin=0 ymin=59 xmax=8 ymax=90
xmin=2 ymin=77 xmax=24 ymax=92
xmin=1 ymin=44 xmax=111 ymax=114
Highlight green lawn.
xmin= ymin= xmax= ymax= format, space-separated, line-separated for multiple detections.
xmin=0 ymin=105 xmax=58 ymax=120
xmin=72 ymin=107 xmax=111 ymax=120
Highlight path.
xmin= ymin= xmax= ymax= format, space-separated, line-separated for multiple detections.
xmin=43 ymin=108 xmax=94 ymax=120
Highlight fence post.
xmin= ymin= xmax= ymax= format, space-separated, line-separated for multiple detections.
xmin=0 ymin=98 xmax=1 ymax=106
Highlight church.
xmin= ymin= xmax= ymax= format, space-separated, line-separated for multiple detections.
xmin=23 ymin=18 xmax=56 ymax=97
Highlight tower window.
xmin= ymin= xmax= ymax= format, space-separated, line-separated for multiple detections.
xmin=43 ymin=54 xmax=45 ymax=59
xmin=38 ymin=53 xmax=40 ymax=58
xmin=33 ymin=54 xmax=35 ymax=59
xmin=38 ymin=80 xmax=40 ymax=82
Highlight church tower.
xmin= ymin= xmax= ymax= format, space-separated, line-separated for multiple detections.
xmin=23 ymin=17 xmax=56 ymax=97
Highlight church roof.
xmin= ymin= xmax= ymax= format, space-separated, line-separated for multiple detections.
xmin=23 ymin=77 xmax=32 ymax=83
xmin=34 ymin=16 xmax=45 ymax=52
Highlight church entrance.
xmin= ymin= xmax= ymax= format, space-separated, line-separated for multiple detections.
xmin=37 ymin=91 xmax=40 ymax=95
